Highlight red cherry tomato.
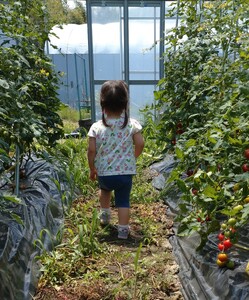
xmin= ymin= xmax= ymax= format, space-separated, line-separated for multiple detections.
xmin=218 ymin=233 xmax=224 ymax=241
xmin=218 ymin=243 xmax=225 ymax=251
xmin=242 ymin=163 xmax=249 ymax=172
xmin=244 ymin=149 xmax=249 ymax=160
xmin=223 ymin=239 xmax=233 ymax=250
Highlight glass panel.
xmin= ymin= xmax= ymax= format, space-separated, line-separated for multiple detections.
xmin=129 ymin=6 xmax=160 ymax=18
xmin=49 ymin=54 xmax=89 ymax=111
xmin=129 ymin=84 xmax=156 ymax=123
xmin=94 ymin=84 xmax=102 ymax=120
xmin=91 ymin=6 xmax=124 ymax=80
xmin=129 ymin=7 xmax=160 ymax=80
xmin=95 ymin=84 xmax=156 ymax=123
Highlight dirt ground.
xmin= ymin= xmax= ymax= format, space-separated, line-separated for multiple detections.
xmin=34 ymin=198 xmax=184 ymax=300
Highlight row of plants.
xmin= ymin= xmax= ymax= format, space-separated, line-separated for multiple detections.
xmin=153 ymin=0 xmax=249 ymax=266
xmin=0 ymin=1 xmax=63 ymax=206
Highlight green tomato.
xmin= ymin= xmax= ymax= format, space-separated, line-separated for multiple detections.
xmin=221 ymin=223 xmax=227 ymax=230
xmin=226 ymin=260 xmax=235 ymax=269
xmin=227 ymin=218 xmax=237 ymax=226
xmin=233 ymin=205 xmax=243 ymax=212
xmin=233 ymin=183 xmax=241 ymax=192
xmin=224 ymin=231 xmax=231 ymax=238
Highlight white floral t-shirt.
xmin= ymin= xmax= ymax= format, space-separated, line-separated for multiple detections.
xmin=88 ymin=117 xmax=142 ymax=176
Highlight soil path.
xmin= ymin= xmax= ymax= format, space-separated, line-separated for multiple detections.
xmin=34 ymin=199 xmax=184 ymax=300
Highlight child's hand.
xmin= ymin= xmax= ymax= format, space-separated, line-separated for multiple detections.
xmin=89 ymin=168 xmax=98 ymax=181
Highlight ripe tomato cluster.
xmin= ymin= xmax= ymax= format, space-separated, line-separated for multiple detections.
xmin=216 ymin=221 xmax=237 ymax=269
xmin=216 ymin=149 xmax=249 ymax=268
xmin=242 ymin=149 xmax=249 ymax=172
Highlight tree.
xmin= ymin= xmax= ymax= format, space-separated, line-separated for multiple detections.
xmin=46 ymin=0 xmax=86 ymax=26
xmin=67 ymin=1 xmax=86 ymax=24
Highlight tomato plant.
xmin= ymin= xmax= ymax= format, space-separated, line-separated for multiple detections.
xmin=0 ymin=1 xmax=63 ymax=179
xmin=0 ymin=1 xmax=64 ymax=208
xmin=152 ymin=0 xmax=249 ymax=252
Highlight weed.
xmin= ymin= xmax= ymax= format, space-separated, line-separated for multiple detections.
xmin=133 ymin=242 xmax=143 ymax=298
xmin=58 ymin=105 xmax=80 ymax=123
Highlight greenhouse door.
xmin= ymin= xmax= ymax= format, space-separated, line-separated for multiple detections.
xmin=86 ymin=0 xmax=165 ymax=122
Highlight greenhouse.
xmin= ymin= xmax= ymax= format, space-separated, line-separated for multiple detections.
xmin=48 ymin=1 xmax=173 ymax=123
xmin=0 ymin=0 xmax=249 ymax=299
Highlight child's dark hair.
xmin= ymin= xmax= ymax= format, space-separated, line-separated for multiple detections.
xmin=100 ymin=80 xmax=129 ymax=129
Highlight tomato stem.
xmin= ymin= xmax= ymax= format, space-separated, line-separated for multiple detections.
xmin=234 ymin=244 xmax=249 ymax=251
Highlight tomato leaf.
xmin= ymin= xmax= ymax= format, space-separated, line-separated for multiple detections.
xmin=234 ymin=173 xmax=249 ymax=181
xmin=177 ymin=223 xmax=196 ymax=236
xmin=228 ymin=136 xmax=242 ymax=146
xmin=241 ymin=204 xmax=249 ymax=220
xmin=203 ymin=185 xmax=218 ymax=199
xmin=220 ymin=208 xmax=237 ymax=217
xmin=185 ymin=139 xmax=196 ymax=148
xmin=176 ymin=179 xmax=188 ymax=193
xmin=175 ymin=147 xmax=184 ymax=159
xmin=167 ymin=168 xmax=180 ymax=183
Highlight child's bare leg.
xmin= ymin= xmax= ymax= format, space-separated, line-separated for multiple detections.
xmin=99 ymin=189 xmax=111 ymax=208
xmin=118 ymin=207 xmax=130 ymax=225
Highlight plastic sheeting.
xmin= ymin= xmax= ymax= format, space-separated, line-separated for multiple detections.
xmin=150 ymin=155 xmax=249 ymax=300
xmin=0 ymin=156 xmax=72 ymax=300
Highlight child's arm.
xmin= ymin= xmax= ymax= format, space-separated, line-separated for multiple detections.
xmin=87 ymin=137 xmax=98 ymax=180
xmin=133 ymin=132 xmax=144 ymax=158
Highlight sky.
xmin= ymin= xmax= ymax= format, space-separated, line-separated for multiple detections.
xmin=67 ymin=0 xmax=85 ymax=9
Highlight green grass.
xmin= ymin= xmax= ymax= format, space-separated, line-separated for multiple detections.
xmin=58 ymin=106 xmax=91 ymax=133
xmin=58 ymin=105 xmax=80 ymax=122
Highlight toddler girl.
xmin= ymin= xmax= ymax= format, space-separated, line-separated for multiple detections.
xmin=87 ymin=80 xmax=144 ymax=239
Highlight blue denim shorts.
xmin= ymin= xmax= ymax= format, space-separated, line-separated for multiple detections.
xmin=98 ymin=175 xmax=133 ymax=208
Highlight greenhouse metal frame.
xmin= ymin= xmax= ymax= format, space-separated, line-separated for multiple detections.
xmin=86 ymin=0 xmax=167 ymax=122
